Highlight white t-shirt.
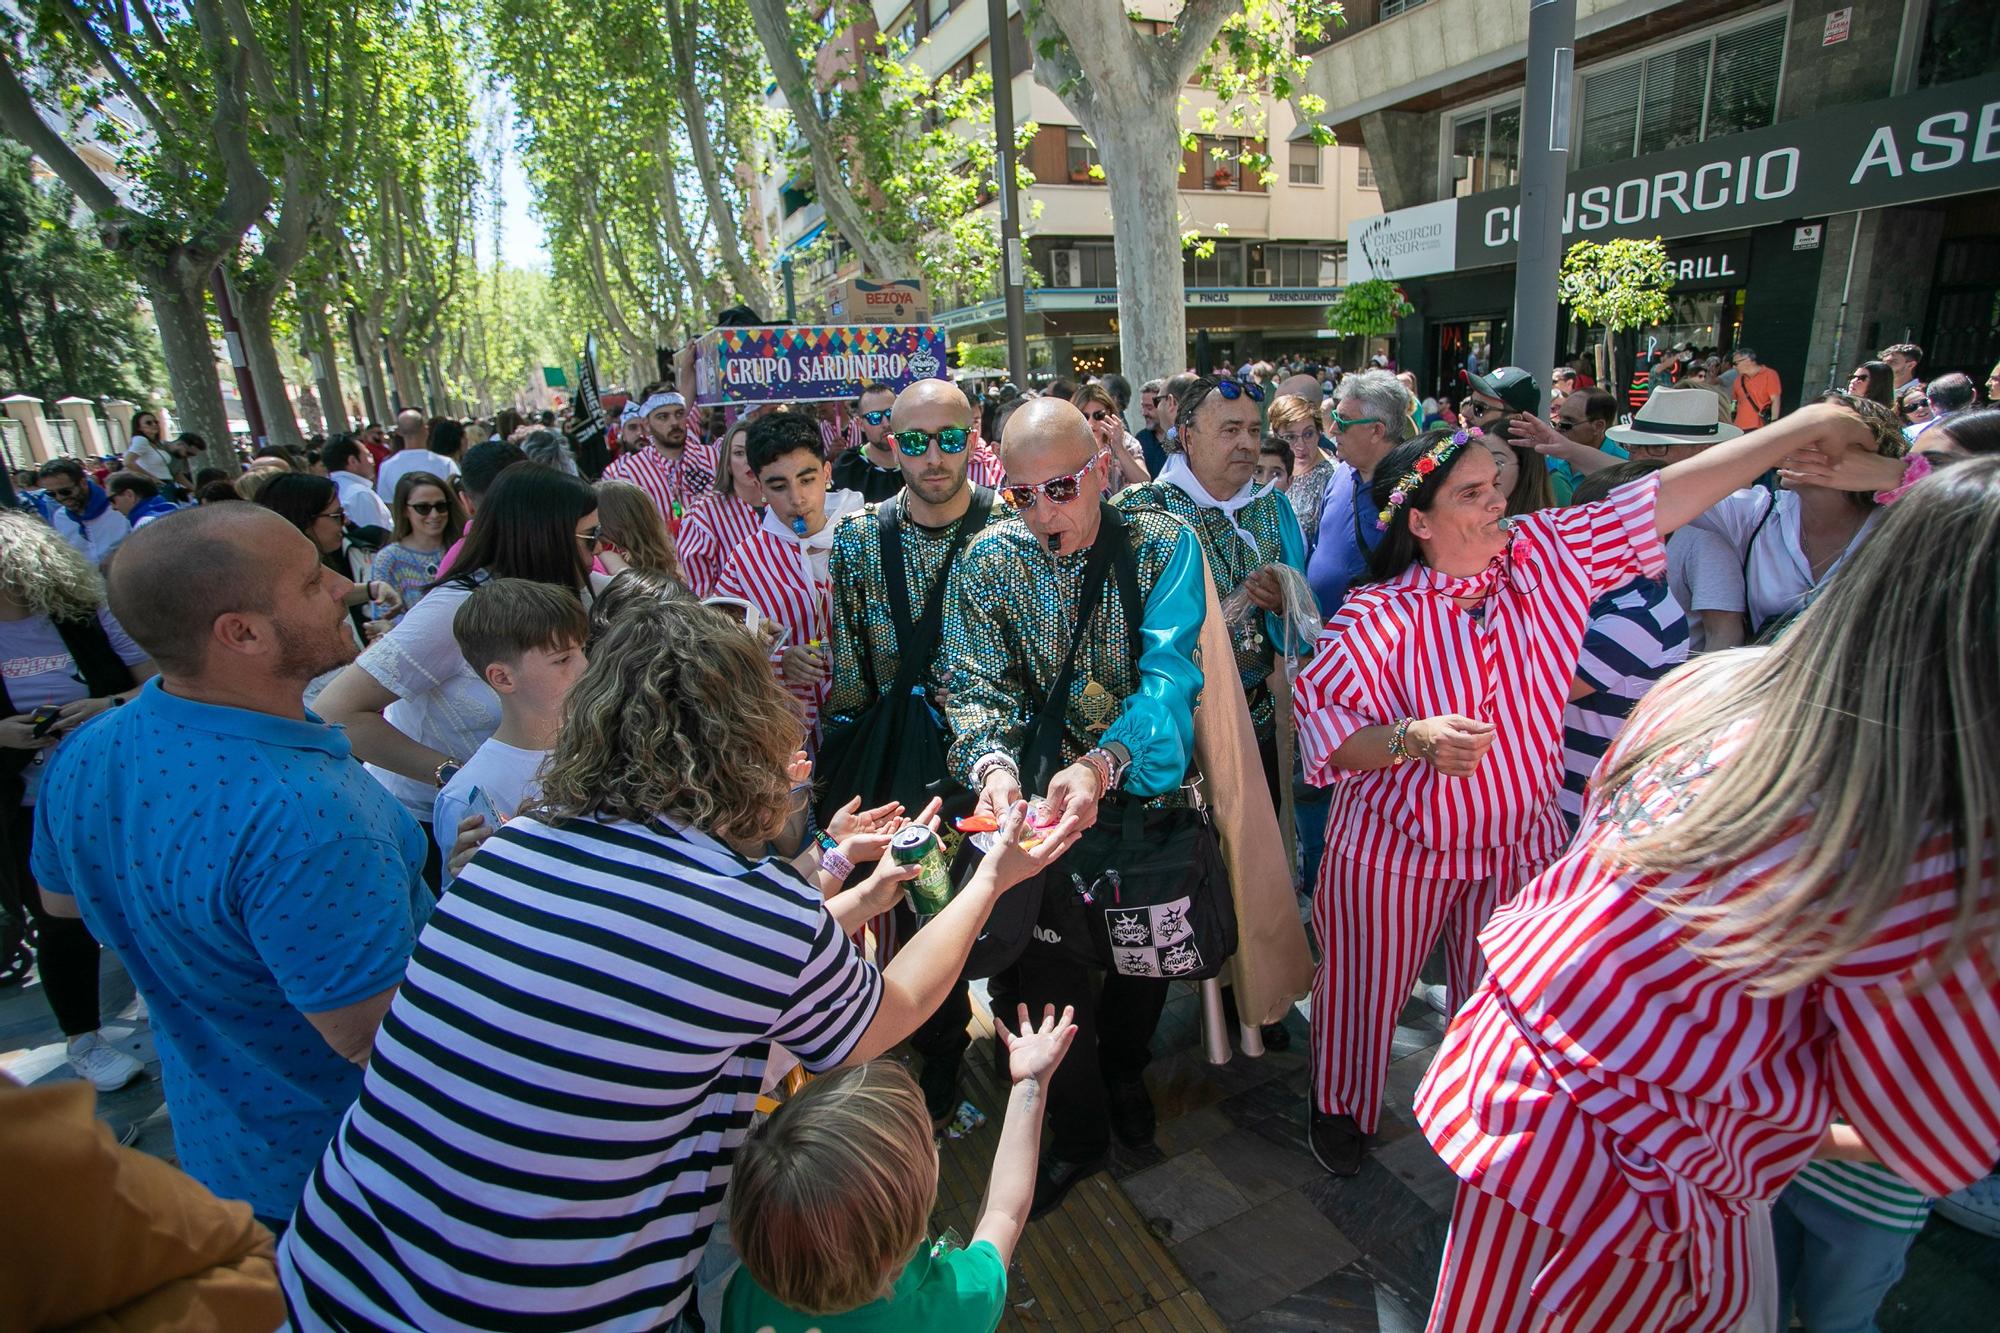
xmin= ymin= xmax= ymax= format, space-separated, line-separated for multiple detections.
xmin=1664 ymin=525 xmax=1746 ymax=654
xmin=0 ymin=608 xmax=150 ymax=803
xmin=51 ymin=506 xmax=130 ymax=567
xmin=332 ymin=469 xmax=394 ymax=530
xmin=1691 ymin=487 xmax=1879 ymax=638
xmin=431 ymin=737 xmax=549 ymax=869
xmin=123 ymin=438 xmax=175 ymax=483
xmin=375 ymin=449 xmax=462 ymax=501
xmin=354 ymin=581 xmax=500 ymax=818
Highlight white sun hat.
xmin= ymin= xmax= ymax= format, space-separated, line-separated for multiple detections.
xmin=1605 ymin=385 xmax=1744 ymax=448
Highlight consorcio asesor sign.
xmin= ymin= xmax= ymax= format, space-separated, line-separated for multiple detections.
xmin=693 ymin=324 xmax=949 ymax=405
xmin=1445 ymin=72 xmax=2000 ymax=268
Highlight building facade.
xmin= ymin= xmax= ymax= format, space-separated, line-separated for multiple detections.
xmin=765 ymin=0 xmax=1385 ymax=378
xmin=1301 ymin=0 xmax=2000 ymax=403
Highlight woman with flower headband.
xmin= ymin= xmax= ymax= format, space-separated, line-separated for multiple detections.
xmin=1292 ymin=402 xmax=1892 ymax=1180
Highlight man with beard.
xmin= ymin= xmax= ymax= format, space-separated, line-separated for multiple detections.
xmin=30 ymin=505 xmax=431 ymax=1229
xmin=599 ymin=383 xmax=720 ymax=535
xmin=829 ymin=381 xmax=905 ymax=503
xmin=823 ymin=378 xmax=1001 ymax=1124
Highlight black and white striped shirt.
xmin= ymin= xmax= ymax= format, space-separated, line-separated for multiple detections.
xmin=277 ymin=814 xmax=883 ymax=1330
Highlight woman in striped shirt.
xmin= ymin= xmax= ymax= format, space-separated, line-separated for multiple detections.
xmin=677 ymin=420 xmax=764 ymax=598
xmin=278 ymin=596 xmax=1080 ymax=1331
xmin=1416 ymin=455 xmax=2000 ymax=1332
xmin=1295 ymin=403 xmax=1894 ymax=1178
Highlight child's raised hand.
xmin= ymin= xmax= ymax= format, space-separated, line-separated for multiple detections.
xmin=999 ymin=1003 xmax=1077 ymax=1088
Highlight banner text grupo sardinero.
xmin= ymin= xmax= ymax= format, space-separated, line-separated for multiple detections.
xmin=694 ymin=324 xmax=950 ymax=405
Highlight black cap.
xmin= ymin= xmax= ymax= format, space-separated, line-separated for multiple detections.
xmin=1467 ymin=366 xmax=1540 ymax=413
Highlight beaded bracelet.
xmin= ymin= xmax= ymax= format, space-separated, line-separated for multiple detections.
xmin=1387 ymin=717 xmax=1414 ymax=765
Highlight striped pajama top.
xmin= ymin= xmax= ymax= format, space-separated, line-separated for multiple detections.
xmin=677 ymin=493 xmax=762 ymax=599
xmin=600 ymin=439 xmax=720 ymax=535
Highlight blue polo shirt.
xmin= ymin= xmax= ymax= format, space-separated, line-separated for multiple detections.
xmin=1305 ymin=463 xmax=1385 ymax=619
xmin=32 ymin=679 xmax=430 ymax=1220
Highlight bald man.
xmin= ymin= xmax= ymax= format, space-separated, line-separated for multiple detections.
xmin=30 ymin=505 xmax=430 ymax=1228
xmin=938 ymin=396 xmax=1209 ymax=1213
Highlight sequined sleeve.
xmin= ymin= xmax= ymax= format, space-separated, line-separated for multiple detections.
xmin=1101 ymin=526 xmax=1203 ymax=797
xmin=824 ymin=512 xmax=875 ymax=732
xmin=940 ymin=537 xmax=1030 ymax=786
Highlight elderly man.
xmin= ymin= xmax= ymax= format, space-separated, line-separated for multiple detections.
xmin=31 ymin=506 xmax=430 ymax=1228
xmin=941 ymin=397 xmax=1207 ymax=1214
xmin=600 ymin=381 xmax=719 ymax=534
xmin=829 ymin=380 xmax=905 ymax=503
xmin=1303 ymin=367 xmax=1410 ymax=619
xmin=36 ymin=458 xmax=130 ymax=566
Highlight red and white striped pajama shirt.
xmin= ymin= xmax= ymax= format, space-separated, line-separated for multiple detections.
xmin=966 ymin=441 xmax=1005 ymax=489
xmin=715 ymin=524 xmax=835 ymax=739
xmin=599 ymin=439 xmax=719 ymax=537
xmin=676 ymin=493 xmax=762 ymax=598
xmin=1294 ymin=477 xmax=1668 ymax=1133
xmin=1415 ymin=697 xmax=2000 ymax=1331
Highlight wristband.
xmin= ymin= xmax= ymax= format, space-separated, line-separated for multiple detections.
xmin=820 ymin=847 xmax=855 ymax=883
xmin=971 ymin=753 xmax=1020 ymax=790
xmin=1387 ymin=717 xmax=1413 ymax=765
xmin=1873 ymin=451 xmax=1932 ymax=506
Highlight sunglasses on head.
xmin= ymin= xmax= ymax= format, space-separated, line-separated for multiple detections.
xmin=892 ymin=427 xmax=970 ymax=456
xmin=1211 ymin=379 xmax=1264 ymax=404
xmin=407 ymin=501 xmax=451 ymax=516
xmin=860 ymin=409 xmax=893 ymax=426
xmin=999 ymin=452 xmax=1102 ymax=511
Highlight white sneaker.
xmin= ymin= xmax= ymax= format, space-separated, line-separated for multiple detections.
xmin=1419 ymin=982 xmax=1453 ymax=1017
xmin=1935 ymin=1172 xmax=2000 ymax=1238
xmin=66 ymin=1032 xmax=144 ymax=1092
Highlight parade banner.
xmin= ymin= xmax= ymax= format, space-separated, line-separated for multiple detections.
xmin=567 ymin=332 xmax=611 ymax=479
xmin=692 ymin=324 xmax=948 ymax=405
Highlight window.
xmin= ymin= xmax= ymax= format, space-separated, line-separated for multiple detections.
xmin=1045 ymin=242 xmax=1117 ymax=287
xmin=1066 ymin=129 xmax=1100 ymax=182
xmin=1184 ymin=242 xmax=1245 ymax=287
xmin=1205 ymin=136 xmax=1243 ymax=191
xmin=1917 ymin=0 xmax=2000 ymax=88
xmin=1577 ymin=13 xmax=1786 ymax=168
xmin=1289 ymin=142 xmax=1322 ymax=186
xmin=1448 ymin=100 xmax=1520 ymax=197
xmin=1268 ymin=245 xmax=1341 ymax=287
xmin=1381 ymin=0 xmax=1430 ymax=16
xmin=1355 ymin=148 xmax=1376 ymax=190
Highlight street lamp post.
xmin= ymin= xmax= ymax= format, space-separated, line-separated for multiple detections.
xmin=1512 ymin=0 xmax=1575 ymax=419
xmin=987 ymin=0 xmax=1028 ymax=384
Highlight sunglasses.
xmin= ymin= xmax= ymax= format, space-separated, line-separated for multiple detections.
xmin=1330 ymin=412 xmax=1384 ymax=430
xmin=892 ymin=427 xmax=970 ymax=456
xmin=860 ymin=409 xmax=893 ymax=426
xmin=999 ymin=452 xmax=1102 ymax=511
xmin=1210 ymin=379 xmax=1264 ymax=404
xmin=407 ymin=501 xmax=452 ymax=516
xmin=575 ymin=526 xmax=603 ymax=549
xmin=1082 ymin=407 xmax=1115 ymax=424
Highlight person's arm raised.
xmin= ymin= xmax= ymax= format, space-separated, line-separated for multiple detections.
xmin=838 ymin=803 xmax=1081 ymax=1067
xmin=1653 ymin=402 xmax=1876 ymax=537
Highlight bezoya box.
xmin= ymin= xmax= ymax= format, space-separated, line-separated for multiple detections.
xmin=829 ymin=277 xmax=930 ymax=323
xmin=692 ymin=323 xmax=949 ymax=405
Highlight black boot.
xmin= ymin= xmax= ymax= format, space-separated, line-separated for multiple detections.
xmin=1308 ymin=1109 xmax=1365 ymax=1177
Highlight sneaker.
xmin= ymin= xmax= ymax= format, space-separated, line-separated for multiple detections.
xmin=1935 ymin=1173 xmax=2000 ymax=1238
xmin=67 ymin=1032 xmax=144 ymax=1092
xmin=1307 ymin=1108 xmax=1365 ymax=1177
xmin=1105 ymin=1075 xmax=1156 ymax=1147
xmin=1418 ymin=983 xmax=1452 ymax=1017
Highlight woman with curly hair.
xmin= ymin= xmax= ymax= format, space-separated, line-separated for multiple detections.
xmin=0 ymin=511 xmax=155 ymax=1089
xmin=279 ymin=596 xmax=1082 ymax=1330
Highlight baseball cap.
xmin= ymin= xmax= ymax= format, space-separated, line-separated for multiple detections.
xmin=1466 ymin=366 xmax=1540 ymax=413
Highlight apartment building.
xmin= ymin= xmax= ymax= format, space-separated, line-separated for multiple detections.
xmin=766 ymin=0 xmax=1384 ymax=377
xmin=1299 ymin=0 xmax=2000 ymax=401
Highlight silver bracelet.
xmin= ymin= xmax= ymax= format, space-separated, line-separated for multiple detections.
xmin=970 ymin=752 xmax=1020 ymax=790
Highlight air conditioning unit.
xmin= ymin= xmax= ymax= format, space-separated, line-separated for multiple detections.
xmin=1251 ymin=269 xmax=1273 ymax=286
xmin=1049 ymin=248 xmax=1084 ymax=288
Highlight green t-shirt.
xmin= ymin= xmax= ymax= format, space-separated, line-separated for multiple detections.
xmin=721 ymin=1237 xmax=1007 ymax=1333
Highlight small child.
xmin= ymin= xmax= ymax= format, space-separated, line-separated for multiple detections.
xmin=720 ymin=1005 xmax=1077 ymax=1333
xmin=1254 ymin=434 xmax=1291 ymax=490
xmin=432 ymin=578 xmax=589 ymax=873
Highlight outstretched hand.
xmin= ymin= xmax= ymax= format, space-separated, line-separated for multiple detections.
xmin=981 ymin=800 xmax=1084 ymax=892
xmin=999 ymin=1003 xmax=1078 ymax=1087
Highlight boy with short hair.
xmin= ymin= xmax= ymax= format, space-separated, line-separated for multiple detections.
xmin=432 ymin=579 xmax=589 ymax=871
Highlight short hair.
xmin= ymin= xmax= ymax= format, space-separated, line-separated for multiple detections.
xmin=1934 ymin=408 xmax=2000 ymax=456
xmin=430 ymin=417 xmax=466 ymax=458
xmin=746 ymin=411 xmax=824 ymax=474
xmin=252 ymin=445 xmax=292 ymax=463
xmin=193 ymin=466 xmax=231 ymax=490
xmin=1335 ymin=369 xmax=1415 ymax=444
xmin=1267 ymin=393 xmax=1319 ymax=434
xmin=1140 ymin=377 xmax=1166 ymax=397
xmin=106 ymin=471 xmax=158 ymax=501
xmin=1259 ymin=433 xmax=1290 ymax=461
xmin=196 ymin=480 xmax=243 ymax=504
xmin=1732 ymin=346 xmax=1760 ymax=362
xmin=1569 ymin=457 xmax=1667 ymax=507
xmin=1927 ymin=372 xmax=1977 ymax=413
xmin=1100 ymin=372 xmax=1132 ymax=411
xmin=1552 ymin=367 xmax=1578 ymax=387
xmin=1881 ymin=342 xmax=1923 ymax=366
xmin=323 ymin=435 xmax=368 ymax=474
xmin=451 ymin=577 xmax=588 ymax=678
xmin=390 ymin=470 xmax=465 ymax=544
xmin=854 ymin=381 xmax=894 ymax=408
xmin=1043 ymin=377 xmax=1077 ymax=402
xmin=459 ymin=440 xmax=529 ymax=499
xmin=729 ymin=1063 xmax=937 ymax=1316
xmin=1570 ymin=386 xmax=1619 ymax=425
xmin=107 ymin=505 xmax=290 ymax=674
xmin=38 ymin=458 xmax=84 ymax=484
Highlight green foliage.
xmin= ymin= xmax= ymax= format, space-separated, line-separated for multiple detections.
xmin=1558 ymin=238 xmax=1673 ymax=332
xmin=445 ymin=263 xmax=593 ymax=412
xmin=1176 ymin=0 xmax=1342 ymax=198
xmin=0 ymin=143 xmax=162 ymax=402
xmin=955 ymin=340 xmax=1008 ymax=370
xmin=1323 ymin=277 xmax=1413 ymax=337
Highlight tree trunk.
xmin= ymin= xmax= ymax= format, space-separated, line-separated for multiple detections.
xmin=232 ymin=278 xmax=307 ymax=453
xmin=346 ymin=310 xmax=390 ymax=426
xmin=385 ymin=340 xmax=423 ymax=411
xmin=139 ymin=265 xmax=233 ymax=468
xmin=1088 ymin=111 xmax=1190 ymax=384
xmin=302 ymin=300 xmax=349 ymax=435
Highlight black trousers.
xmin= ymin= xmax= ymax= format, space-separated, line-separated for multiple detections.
xmin=5 ymin=802 xmax=102 ymax=1036
xmin=1016 ymin=942 xmax=1169 ymax=1160
xmin=891 ymin=901 xmax=973 ymax=1067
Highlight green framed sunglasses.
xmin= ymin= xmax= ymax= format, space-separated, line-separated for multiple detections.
xmin=893 ymin=426 xmax=971 ymax=456
xmin=1331 ymin=411 xmax=1385 ymax=430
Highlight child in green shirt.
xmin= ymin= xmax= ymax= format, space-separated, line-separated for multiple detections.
xmin=721 ymin=1004 xmax=1077 ymax=1333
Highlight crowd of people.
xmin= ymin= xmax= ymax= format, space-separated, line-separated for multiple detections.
xmin=2 ymin=332 xmax=1996 ymax=1333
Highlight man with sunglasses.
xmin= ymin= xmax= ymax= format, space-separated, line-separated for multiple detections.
xmin=600 ymin=383 xmax=719 ymax=536
xmin=35 ymin=459 xmax=130 ymax=568
xmin=829 ymin=382 xmax=906 ymax=503
xmin=939 ymin=397 xmax=1208 ymax=1212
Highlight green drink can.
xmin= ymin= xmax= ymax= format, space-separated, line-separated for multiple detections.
xmin=891 ymin=825 xmax=954 ymax=916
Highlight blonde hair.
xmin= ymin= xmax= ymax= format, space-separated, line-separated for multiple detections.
xmin=234 ymin=467 xmax=283 ymax=502
xmin=0 ymin=511 xmax=105 ymax=621
xmin=1598 ymin=455 xmax=2000 ymax=992
xmin=1267 ymin=393 xmax=1320 ymax=435
xmin=533 ymin=597 xmax=801 ymax=842
xmin=729 ymin=1063 xmax=938 ymax=1315
xmin=594 ymin=480 xmax=682 ymax=581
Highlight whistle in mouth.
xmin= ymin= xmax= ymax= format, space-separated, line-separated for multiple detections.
xmin=791 ymin=515 xmax=809 ymax=537
xmin=1046 ymin=532 xmax=1063 ymax=553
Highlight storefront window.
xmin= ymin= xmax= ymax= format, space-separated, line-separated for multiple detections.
xmin=1916 ymin=0 xmax=2000 ymax=88
xmin=1578 ymin=14 xmax=1787 ymax=169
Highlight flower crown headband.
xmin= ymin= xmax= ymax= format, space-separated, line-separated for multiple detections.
xmin=1376 ymin=428 xmax=1483 ymax=531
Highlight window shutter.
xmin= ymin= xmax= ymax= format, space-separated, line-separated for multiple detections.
xmin=1707 ymin=15 xmax=1787 ymax=141
xmin=1577 ymin=63 xmax=1642 ymax=168
xmin=1638 ymin=43 xmax=1709 ymax=156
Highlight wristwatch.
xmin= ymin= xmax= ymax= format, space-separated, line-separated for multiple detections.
xmin=435 ymin=760 xmax=461 ymax=788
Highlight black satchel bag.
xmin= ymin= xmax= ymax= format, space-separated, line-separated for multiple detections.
xmin=815 ymin=489 xmax=991 ymax=824
xmin=962 ymin=505 xmax=1235 ymax=981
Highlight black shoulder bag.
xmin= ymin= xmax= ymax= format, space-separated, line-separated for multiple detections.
xmin=815 ymin=489 xmax=992 ymax=824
